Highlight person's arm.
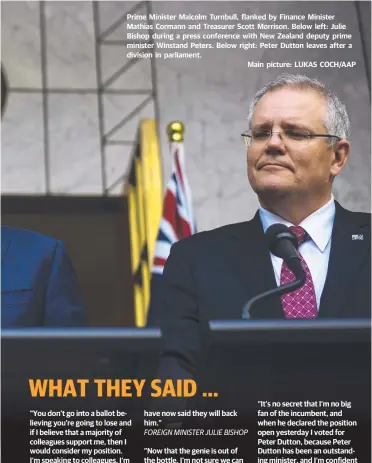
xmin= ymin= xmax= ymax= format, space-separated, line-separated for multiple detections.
xmin=148 ymin=240 xmax=209 ymax=419
xmin=149 ymin=240 xmax=208 ymax=420
xmin=43 ymin=240 xmax=85 ymax=326
xmin=160 ymin=240 xmax=207 ymax=378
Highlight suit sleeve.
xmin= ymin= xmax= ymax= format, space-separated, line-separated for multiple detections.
xmin=43 ymin=240 xmax=85 ymax=326
xmin=153 ymin=240 xmax=209 ymax=383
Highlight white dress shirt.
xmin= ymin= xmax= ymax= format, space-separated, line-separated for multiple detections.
xmin=259 ymin=196 xmax=336 ymax=310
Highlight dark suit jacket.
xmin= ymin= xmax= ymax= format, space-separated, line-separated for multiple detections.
xmin=1 ymin=226 xmax=84 ymax=327
xmin=147 ymin=202 xmax=370 ymax=379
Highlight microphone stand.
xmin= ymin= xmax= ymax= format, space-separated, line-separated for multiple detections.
xmin=242 ymin=268 xmax=306 ymax=320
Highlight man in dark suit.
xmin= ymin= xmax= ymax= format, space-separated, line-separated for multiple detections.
xmin=1 ymin=226 xmax=84 ymax=327
xmin=1 ymin=67 xmax=84 ymax=328
xmin=147 ymin=74 xmax=370 ymax=380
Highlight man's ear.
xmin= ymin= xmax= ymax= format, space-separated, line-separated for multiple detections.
xmin=330 ymin=139 xmax=350 ymax=178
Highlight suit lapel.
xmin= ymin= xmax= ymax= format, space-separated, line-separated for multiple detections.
xmin=319 ymin=202 xmax=370 ymax=317
xmin=1 ymin=227 xmax=11 ymax=262
xmin=1 ymin=227 xmax=15 ymax=293
xmin=228 ymin=212 xmax=284 ymax=319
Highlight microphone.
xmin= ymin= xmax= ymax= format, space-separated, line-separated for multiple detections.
xmin=266 ymin=224 xmax=305 ymax=279
xmin=242 ymin=224 xmax=306 ymax=319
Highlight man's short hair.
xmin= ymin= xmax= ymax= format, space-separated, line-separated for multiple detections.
xmin=247 ymin=74 xmax=350 ymax=142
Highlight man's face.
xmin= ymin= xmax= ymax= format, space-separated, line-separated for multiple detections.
xmin=247 ymin=87 xmax=345 ymax=202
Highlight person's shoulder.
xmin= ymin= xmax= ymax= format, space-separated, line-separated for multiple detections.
xmin=174 ymin=221 xmax=250 ymax=252
xmin=336 ymin=203 xmax=371 ymax=226
xmin=2 ymin=225 xmax=59 ymax=249
xmin=351 ymin=210 xmax=371 ymax=225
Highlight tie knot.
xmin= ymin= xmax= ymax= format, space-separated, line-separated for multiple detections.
xmin=289 ymin=226 xmax=307 ymax=246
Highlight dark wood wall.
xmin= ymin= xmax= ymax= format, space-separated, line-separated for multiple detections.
xmin=2 ymin=196 xmax=134 ymax=326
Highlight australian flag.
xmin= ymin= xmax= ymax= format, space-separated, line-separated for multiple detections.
xmin=146 ymin=141 xmax=196 ymax=324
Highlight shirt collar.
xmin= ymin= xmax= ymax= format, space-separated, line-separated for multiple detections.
xmin=259 ymin=195 xmax=335 ymax=252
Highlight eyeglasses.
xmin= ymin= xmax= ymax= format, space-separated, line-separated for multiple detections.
xmin=241 ymin=129 xmax=341 ymax=147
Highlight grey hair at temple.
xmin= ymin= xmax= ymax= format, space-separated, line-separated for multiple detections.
xmin=247 ymin=74 xmax=350 ymax=142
